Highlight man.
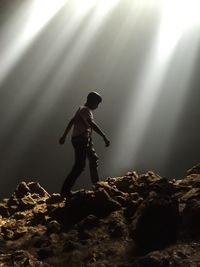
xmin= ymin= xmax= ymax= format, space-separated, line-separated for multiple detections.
xmin=59 ymin=91 xmax=110 ymax=198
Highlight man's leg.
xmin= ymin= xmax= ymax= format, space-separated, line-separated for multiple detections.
xmin=87 ymin=141 xmax=99 ymax=184
xmin=60 ymin=142 xmax=87 ymax=197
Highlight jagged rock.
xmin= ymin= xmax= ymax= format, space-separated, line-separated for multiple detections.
xmin=129 ymin=192 xmax=141 ymax=201
xmin=132 ymin=194 xmax=180 ymax=254
xmin=37 ymin=247 xmax=53 ymax=260
xmin=181 ymin=188 xmax=200 ymax=202
xmin=0 ymin=202 xmax=9 ymax=217
xmin=77 ymin=214 xmax=100 ymax=230
xmin=32 ymin=235 xmax=47 ymax=248
xmin=139 ymin=171 xmax=162 ymax=184
xmin=181 ymin=199 xmax=200 ymax=240
xmin=106 ymin=171 xmax=163 ymax=196
xmin=1 ymin=164 xmax=200 ymax=266
xmin=28 ymin=182 xmax=50 ymax=198
xmin=187 ymin=163 xmax=200 ymax=175
xmin=78 ymin=229 xmax=92 ymax=240
xmin=94 ymin=181 xmax=127 ymax=200
xmin=46 ymin=193 xmax=63 ymax=204
xmin=37 ymin=199 xmax=46 ymax=204
xmin=51 ymin=188 xmax=121 ymax=228
xmin=7 ymin=195 xmax=19 ymax=207
xmin=115 ymin=195 xmax=128 ymax=206
xmin=93 ymin=188 xmax=121 ymax=217
xmin=63 ymin=240 xmax=81 ymax=252
xmin=12 ymin=212 xmax=26 ymax=220
xmin=46 ymin=220 xmax=61 ymax=234
xmin=108 ymin=220 xmax=126 ymax=238
xmin=176 ymin=174 xmax=200 ymax=187
xmin=107 ymin=175 xmax=137 ymax=193
xmin=30 ymin=210 xmax=47 ymax=226
xmin=134 ymin=243 xmax=200 ymax=267
xmin=124 ymin=198 xmax=143 ymax=220
xmin=7 ymin=181 xmax=49 ymax=215
xmin=11 ymin=250 xmax=49 ymax=267
xmin=12 ymin=227 xmax=28 ymax=240
xmin=136 ymin=251 xmax=169 ymax=267
xmin=2 ymin=228 xmax=14 ymax=240
xmin=126 ymin=171 xmax=139 ymax=179
xmin=94 ymin=181 xmax=127 ymax=206
xmin=134 ymin=178 xmax=177 ymax=200
xmin=14 ymin=181 xmax=49 ymax=203
xmin=18 ymin=194 xmax=36 ymax=211
xmin=15 ymin=182 xmax=30 ymax=198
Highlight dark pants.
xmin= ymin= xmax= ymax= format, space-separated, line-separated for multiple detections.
xmin=60 ymin=136 xmax=99 ymax=197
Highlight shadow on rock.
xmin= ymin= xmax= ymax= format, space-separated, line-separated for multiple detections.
xmin=50 ymin=188 xmax=121 ymax=229
xmin=132 ymin=193 xmax=180 ymax=255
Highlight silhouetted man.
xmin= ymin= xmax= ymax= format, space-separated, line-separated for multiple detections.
xmin=59 ymin=92 xmax=110 ymax=198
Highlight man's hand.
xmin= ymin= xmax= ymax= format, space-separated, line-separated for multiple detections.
xmin=59 ymin=136 xmax=66 ymax=145
xmin=103 ymin=136 xmax=110 ymax=147
xmin=89 ymin=120 xmax=110 ymax=147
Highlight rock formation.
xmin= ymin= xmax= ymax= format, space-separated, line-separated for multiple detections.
xmin=1 ymin=164 xmax=200 ymax=266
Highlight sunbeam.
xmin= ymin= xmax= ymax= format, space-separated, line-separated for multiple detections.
xmin=109 ymin=0 xmax=200 ymax=175
xmin=0 ymin=0 xmax=200 ymax=197
xmin=157 ymin=0 xmax=200 ymax=61
xmin=0 ymin=0 xmax=67 ymax=85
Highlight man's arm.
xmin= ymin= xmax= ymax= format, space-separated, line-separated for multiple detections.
xmin=59 ymin=117 xmax=74 ymax=145
xmin=89 ymin=119 xmax=110 ymax=147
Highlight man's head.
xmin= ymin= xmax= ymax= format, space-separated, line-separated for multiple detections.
xmin=86 ymin=91 xmax=102 ymax=110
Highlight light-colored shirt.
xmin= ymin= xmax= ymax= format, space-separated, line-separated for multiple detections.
xmin=72 ymin=106 xmax=93 ymax=138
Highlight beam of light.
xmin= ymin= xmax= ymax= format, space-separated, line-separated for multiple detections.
xmin=0 ymin=0 xmax=74 ymax=153
xmin=1 ymin=2 xmax=90 ymax=137
xmin=0 ymin=0 xmax=67 ymax=86
xmin=0 ymin=0 xmax=121 ymax=145
xmin=24 ymin=0 xmax=67 ymax=36
xmin=30 ymin=0 xmax=121 ymax=120
xmin=32 ymin=0 xmax=120 ymax=101
xmin=93 ymin=0 xmax=145 ymax=87
xmin=96 ymin=0 xmax=120 ymax=17
xmin=73 ymin=0 xmax=120 ymax=17
xmin=73 ymin=0 xmax=96 ymax=15
xmin=2 ymin=0 xmax=200 ymax=188
xmin=0 ymin=0 xmax=122 ymax=192
xmin=156 ymin=0 xmax=200 ymax=61
xmin=0 ymin=0 xmax=122 ymax=163
xmin=110 ymin=0 xmax=200 ymax=174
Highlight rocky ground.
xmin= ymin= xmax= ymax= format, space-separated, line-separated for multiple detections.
xmin=1 ymin=164 xmax=200 ymax=266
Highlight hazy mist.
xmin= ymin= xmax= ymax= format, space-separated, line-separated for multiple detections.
xmin=0 ymin=0 xmax=200 ymax=197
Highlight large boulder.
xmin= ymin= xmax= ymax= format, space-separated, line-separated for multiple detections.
xmin=131 ymin=193 xmax=180 ymax=255
xmin=180 ymin=199 xmax=200 ymax=240
xmin=50 ymin=188 xmax=121 ymax=228
xmin=0 ymin=202 xmax=9 ymax=217
xmin=176 ymin=174 xmax=200 ymax=188
xmin=7 ymin=181 xmax=50 ymax=214
xmin=187 ymin=163 xmax=200 ymax=175
xmin=106 ymin=172 xmax=139 ymax=193
xmin=0 ymin=250 xmax=49 ymax=266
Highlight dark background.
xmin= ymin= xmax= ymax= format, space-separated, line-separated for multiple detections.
xmin=0 ymin=0 xmax=199 ymax=198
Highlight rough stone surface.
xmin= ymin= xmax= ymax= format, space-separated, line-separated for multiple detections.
xmin=1 ymin=165 xmax=200 ymax=266
xmin=132 ymin=194 xmax=180 ymax=254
